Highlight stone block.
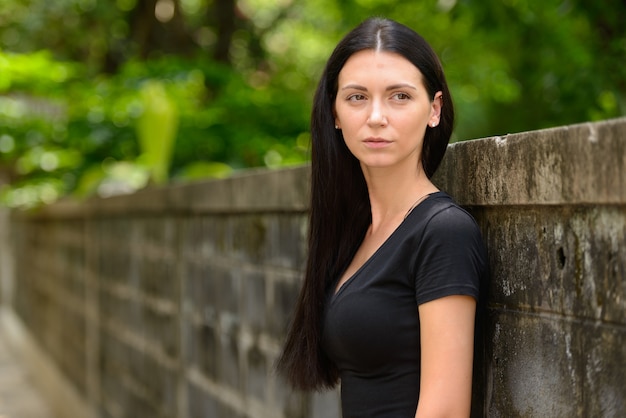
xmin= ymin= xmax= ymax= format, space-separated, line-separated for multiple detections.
xmin=187 ymin=381 xmax=220 ymax=417
xmin=218 ymin=321 xmax=241 ymax=390
xmin=487 ymin=310 xmax=626 ymax=417
xmin=270 ymin=276 xmax=303 ymax=339
xmin=266 ymin=215 xmax=308 ymax=270
xmin=273 ymin=375 xmax=309 ymax=418
xmin=241 ymin=270 xmax=266 ymax=332
xmin=138 ymin=255 xmax=178 ymax=300
xmin=218 ymin=266 xmax=242 ymax=316
xmin=311 ymin=390 xmax=341 ymax=418
xmin=196 ymin=323 xmax=218 ymax=380
xmin=142 ymin=304 xmax=179 ymax=358
xmin=246 ymin=344 xmax=267 ymax=401
xmin=477 ymin=206 xmax=626 ymax=322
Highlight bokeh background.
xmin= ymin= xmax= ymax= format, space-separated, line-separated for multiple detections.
xmin=0 ymin=0 xmax=624 ymax=208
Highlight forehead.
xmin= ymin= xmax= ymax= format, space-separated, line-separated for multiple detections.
xmin=338 ymin=50 xmax=423 ymax=85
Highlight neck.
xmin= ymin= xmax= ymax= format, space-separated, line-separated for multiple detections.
xmin=361 ymin=164 xmax=438 ymax=231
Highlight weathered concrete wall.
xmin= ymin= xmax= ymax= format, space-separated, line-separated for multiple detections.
xmin=6 ymin=117 xmax=626 ymax=417
xmin=433 ymin=119 xmax=626 ymax=417
xmin=9 ymin=167 xmax=326 ymax=418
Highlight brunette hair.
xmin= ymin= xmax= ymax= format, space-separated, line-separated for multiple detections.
xmin=276 ymin=17 xmax=455 ymax=390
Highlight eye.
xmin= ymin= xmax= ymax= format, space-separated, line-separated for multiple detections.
xmin=392 ymin=92 xmax=411 ymax=101
xmin=347 ymin=94 xmax=366 ymax=102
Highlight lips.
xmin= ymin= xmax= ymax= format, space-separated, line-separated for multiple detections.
xmin=363 ymin=137 xmax=392 ymax=148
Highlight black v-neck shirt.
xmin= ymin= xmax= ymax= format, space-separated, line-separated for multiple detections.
xmin=322 ymin=192 xmax=487 ymax=417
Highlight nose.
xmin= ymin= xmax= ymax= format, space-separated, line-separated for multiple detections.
xmin=367 ymin=100 xmax=388 ymax=127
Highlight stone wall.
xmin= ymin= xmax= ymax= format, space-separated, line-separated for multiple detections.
xmin=433 ymin=118 xmax=626 ymax=416
xmin=0 ymin=208 xmax=12 ymax=305
xmin=5 ymin=117 xmax=626 ymax=417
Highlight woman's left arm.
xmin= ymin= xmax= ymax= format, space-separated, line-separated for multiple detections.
xmin=414 ymin=295 xmax=476 ymax=418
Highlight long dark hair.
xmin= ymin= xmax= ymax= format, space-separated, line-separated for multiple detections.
xmin=276 ymin=17 xmax=455 ymax=390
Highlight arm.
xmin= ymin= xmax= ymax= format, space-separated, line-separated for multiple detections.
xmin=415 ymin=295 xmax=476 ymax=418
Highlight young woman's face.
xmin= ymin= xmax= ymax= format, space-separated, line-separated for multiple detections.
xmin=334 ymin=50 xmax=441 ymax=171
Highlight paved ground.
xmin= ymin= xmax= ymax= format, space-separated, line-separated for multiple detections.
xmin=0 ymin=327 xmax=56 ymax=418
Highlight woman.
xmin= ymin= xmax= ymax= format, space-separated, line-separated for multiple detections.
xmin=277 ymin=17 xmax=487 ymax=417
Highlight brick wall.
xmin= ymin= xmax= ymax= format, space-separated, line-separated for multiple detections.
xmin=6 ymin=117 xmax=626 ymax=417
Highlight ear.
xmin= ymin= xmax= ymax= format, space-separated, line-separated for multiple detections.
xmin=429 ymin=91 xmax=443 ymax=127
xmin=333 ymin=107 xmax=341 ymax=129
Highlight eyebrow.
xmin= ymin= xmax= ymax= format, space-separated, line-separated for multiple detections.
xmin=340 ymin=83 xmax=418 ymax=91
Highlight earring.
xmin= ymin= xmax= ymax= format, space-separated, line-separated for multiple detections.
xmin=335 ymin=125 xmax=340 ymax=129
xmin=430 ymin=122 xmax=436 ymax=127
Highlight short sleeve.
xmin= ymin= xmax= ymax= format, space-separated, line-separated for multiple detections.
xmin=413 ymin=205 xmax=486 ymax=306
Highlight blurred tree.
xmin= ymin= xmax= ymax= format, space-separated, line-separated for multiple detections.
xmin=108 ymin=0 xmax=189 ymax=66
xmin=0 ymin=0 xmax=624 ymax=207
xmin=212 ymin=0 xmax=237 ymax=64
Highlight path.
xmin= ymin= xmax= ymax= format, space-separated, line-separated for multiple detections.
xmin=0 ymin=309 xmax=56 ymax=418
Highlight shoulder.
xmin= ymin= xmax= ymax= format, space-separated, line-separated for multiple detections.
xmin=411 ymin=192 xmax=487 ymax=304
xmin=419 ymin=192 xmax=482 ymax=241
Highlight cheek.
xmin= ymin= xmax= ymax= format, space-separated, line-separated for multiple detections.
xmin=402 ymin=109 xmax=431 ymax=129
xmin=338 ymin=127 xmax=360 ymax=156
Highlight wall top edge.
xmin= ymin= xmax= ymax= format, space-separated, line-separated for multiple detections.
xmin=433 ymin=117 xmax=626 ymax=206
xmin=12 ymin=165 xmax=311 ymax=220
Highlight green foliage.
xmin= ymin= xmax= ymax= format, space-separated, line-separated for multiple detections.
xmin=136 ymin=80 xmax=179 ymax=184
xmin=0 ymin=50 xmax=311 ymax=207
xmin=0 ymin=0 xmax=625 ymax=208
